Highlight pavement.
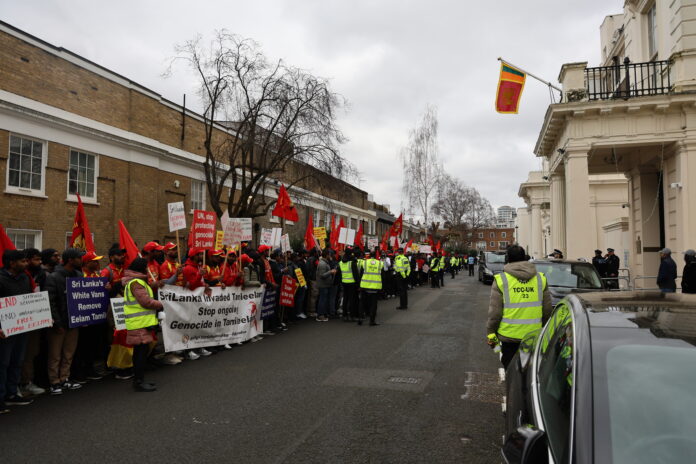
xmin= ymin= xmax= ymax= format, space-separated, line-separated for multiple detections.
xmin=1 ymin=272 xmax=505 ymax=463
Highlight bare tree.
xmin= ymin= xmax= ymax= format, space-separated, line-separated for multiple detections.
xmin=462 ymin=188 xmax=496 ymax=229
xmin=431 ymin=174 xmax=468 ymax=229
xmin=168 ymin=31 xmax=356 ymax=219
xmin=401 ymin=105 xmax=442 ymax=227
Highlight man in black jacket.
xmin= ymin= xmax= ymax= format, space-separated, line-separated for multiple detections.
xmin=0 ymin=249 xmax=36 ymax=412
xmin=45 ymin=248 xmax=84 ymax=395
xmin=682 ymin=249 xmax=696 ymax=294
xmin=657 ymin=248 xmax=677 ymax=293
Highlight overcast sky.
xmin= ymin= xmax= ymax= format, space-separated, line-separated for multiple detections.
xmin=4 ymin=0 xmax=621 ymax=218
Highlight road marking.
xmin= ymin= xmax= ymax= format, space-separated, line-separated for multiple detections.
xmin=498 ymin=368 xmax=506 ymax=383
xmin=460 ymin=371 xmax=504 ymax=404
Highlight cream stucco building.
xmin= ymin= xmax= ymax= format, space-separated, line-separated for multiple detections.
xmin=521 ymin=0 xmax=696 ymax=288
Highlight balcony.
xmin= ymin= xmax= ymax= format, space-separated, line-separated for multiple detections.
xmin=584 ymin=58 xmax=672 ymax=101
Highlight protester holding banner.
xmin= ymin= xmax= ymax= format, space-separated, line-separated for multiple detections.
xmin=316 ymin=249 xmax=336 ymax=322
xmin=222 ymin=251 xmax=243 ymax=287
xmin=122 ymin=258 xmax=162 ymax=392
xmin=204 ymin=250 xmax=225 ymax=287
xmin=159 ymin=243 xmax=183 ymax=287
xmin=19 ymin=248 xmax=48 ymax=397
xmin=0 ymin=250 xmax=37 ymax=412
xmin=45 ymin=248 xmax=84 ymax=395
xmin=142 ymin=241 xmax=164 ymax=287
xmin=181 ymin=248 xmax=213 ymax=358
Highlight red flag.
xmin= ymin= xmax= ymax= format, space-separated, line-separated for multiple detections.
xmin=427 ymin=235 xmax=435 ymax=248
xmin=390 ymin=213 xmax=403 ymax=237
xmin=304 ymin=215 xmax=317 ymax=251
xmin=380 ymin=229 xmax=389 ymax=251
xmin=337 ymin=217 xmax=346 ymax=250
xmin=118 ymin=220 xmax=140 ymax=269
xmin=394 ymin=236 xmax=400 ymax=249
xmin=272 ymin=185 xmax=299 ymax=222
xmin=330 ymin=215 xmax=339 ymax=249
xmin=435 ymin=240 xmax=441 ymax=252
xmin=69 ymin=194 xmax=95 ymax=252
xmin=405 ymin=239 xmax=413 ymax=252
xmin=0 ymin=224 xmax=16 ymax=268
xmin=355 ymin=223 xmax=364 ymax=251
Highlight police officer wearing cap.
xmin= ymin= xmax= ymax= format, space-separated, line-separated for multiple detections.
xmin=394 ymin=247 xmax=410 ymax=310
xmin=605 ymin=248 xmax=620 ymax=289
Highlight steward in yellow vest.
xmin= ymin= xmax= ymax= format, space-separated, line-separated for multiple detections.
xmin=338 ymin=248 xmax=360 ymax=321
xmin=394 ymin=248 xmax=410 ymax=310
xmin=486 ymin=246 xmax=552 ymax=370
xmin=359 ymin=252 xmax=383 ymax=326
xmin=123 ymin=258 xmax=163 ymax=392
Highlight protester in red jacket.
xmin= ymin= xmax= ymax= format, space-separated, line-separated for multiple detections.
xmin=183 ymin=248 xmax=207 ymax=291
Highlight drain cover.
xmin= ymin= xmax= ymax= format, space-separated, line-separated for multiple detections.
xmin=388 ymin=376 xmax=422 ymax=384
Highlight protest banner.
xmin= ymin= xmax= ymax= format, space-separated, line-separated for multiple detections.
xmin=215 ymin=230 xmax=224 ymax=249
xmin=261 ymin=288 xmax=276 ymax=320
xmin=167 ymin=201 xmax=186 ymax=232
xmin=223 ymin=217 xmax=252 ymax=246
xmin=260 ymin=227 xmax=282 ymax=247
xmin=313 ymin=227 xmax=327 ymax=240
xmin=66 ymin=277 xmax=109 ymax=328
xmin=280 ymin=233 xmax=291 ymax=253
xmin=367 ymin=237 xmax=378 ymax=250
xmin=279 ymin=275 xmax=297 ymax=307
xmin=0 ymin=291 xmax=52 ymax=337
xmin=423 ymin=264 xmax=430 ymax=273
xmin=159 ymin=284 xmax=264 ymax=351
xmin=338 ymin=227 xmax=348 ymax=245
xmin=191 ymin=210 xmax=217 ymax=248
xmin=420 ymin=245 xmax=432 ymax=254
xmin=295 ymin=268 xmax=307 ymax=287
xmin=110 ymin=297 xmax=126 ymax=331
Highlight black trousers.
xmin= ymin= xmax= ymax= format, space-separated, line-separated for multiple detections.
xmin=501 ymin=341 xmax=521 ymax=371
xmin=342 ymin=283 xmax=357 ymax=318
xmin=469 ymin=265 xmax=475 ymax=276
xmin=132 ymin=343 xmax=149 ymax=383
xmin=71 ymin=324 xmax=108 ymax=380
xmin=439 ymin=271 xmax=445 ymax=287
xmin=397 ymin=276 xmax=408 ymax=308
xmin=361 ymin=291 xmax=378 ymax=323
xmin=450 ymin=268 xmax=456 ymax=279
xmin=430 ymin=271 xmax=439 ymax=288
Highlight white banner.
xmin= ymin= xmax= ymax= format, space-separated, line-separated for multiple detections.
xmin=420 ymin=245 xmax=432 ymax=254
xmin=260 ymin=227 xmax=282 ymax=247
xmin=167 ymin=202 xmax=187 ymax=232
xmin=0 ymin=291 xmax=52 ymax=337
xmin=223 ymin=217 xmax=253 ymax=246
xmin=280 ymin=233 xmax=291 ymax=253
xmin=338 ymin=228 xmax=356 ymax=245
xmin=159 ymin=285 xmax=264 ymax=352
xmin=367 ymin=237 xmax=378 ymax=250
xmin=110 ymin=297 xmax=126 ymax=331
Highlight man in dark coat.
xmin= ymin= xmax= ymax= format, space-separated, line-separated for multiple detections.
xmin=682 ymin=249 xmax=696 ymax=294
xmin=605 ymin=248 xmax=620 ymax=290
xmin=657 ymin=248 xmax=677 ymax=293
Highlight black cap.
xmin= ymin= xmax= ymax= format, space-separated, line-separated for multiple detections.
xmin=595 ymin=249 xmax=602 ymax=254
xmin=607 ymin=248 xmax=615 ymax=252
xmin=108 ymin=243 xmax=127 ymax=257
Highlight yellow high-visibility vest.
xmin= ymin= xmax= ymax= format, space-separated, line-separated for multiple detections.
xmin=493 ymin=271 xmax=547 ymax=340
xmin=338 ymin=261 xmax=355 ymax=284
xmin=360 ymin=259 xmax=383 ymax=290
xmin=123 ymin=278 xmax=158 ymax=331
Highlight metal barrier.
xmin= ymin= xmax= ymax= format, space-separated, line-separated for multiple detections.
xmin=600 ymin=268 xmax=633 ymax=291
xmin=632 ymin=275 xmax=682 ymax=292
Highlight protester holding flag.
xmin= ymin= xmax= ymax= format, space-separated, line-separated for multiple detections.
xmin=45 ymin=248 xmax=84 ymax=395
xmin=69 ymin=194 xmax=96 ymax=252
xmin=0 ymin=249 xmax=36 ymax=412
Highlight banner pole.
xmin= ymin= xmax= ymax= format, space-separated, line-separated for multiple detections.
xmin=175 ymin=230 xmax=181 ymax=265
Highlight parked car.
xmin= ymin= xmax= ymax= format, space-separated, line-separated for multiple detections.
xmin=502 ymin=291 xmax=696 ymax=464
xmin=478 ymin=251 xmax=506 ymax=284
xmin=532 ymin=259 xmax=605 ymax=305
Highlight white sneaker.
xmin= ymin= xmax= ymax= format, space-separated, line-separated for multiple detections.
xmin=162 ymin=354 xmax=182 ymax=365
xmin=186 ymin=351 xmax=200 ymax=361
xmin=197 ymin=348 xmax=212 ymax=357
xmin=21 ymin=382 xmax=46 ymax=396
xmin=251 ymin=336 xmax=263 ymax=343
xmin=297 ymin=313 xmax=307 ymax=319
xmin=223 ymin=344 xmax=233 ymax=350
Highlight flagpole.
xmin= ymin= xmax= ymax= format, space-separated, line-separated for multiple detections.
xmin=175 ymin=230 xmax=182 ymax=265
xmin=497 ymin=57 xmax=562 ymax=93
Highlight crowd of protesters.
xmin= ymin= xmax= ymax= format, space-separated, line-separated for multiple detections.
xmin=0 ymin=239 xmax=473 ymax=411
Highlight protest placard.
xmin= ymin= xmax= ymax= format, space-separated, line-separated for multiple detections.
xmin=420 ymin=245 xmax=432 ymax=254
xmin=279 ymin=275 xmax=297 ymax=307
xmin=167 ymin=201 xmax=187 ymax=232
xmin=338 ymin=227 xmax=348 ymax=245
xmin=280 ymin=233 xmax=291 ymax=253
xmin=215 ymin=230 xmax=224 ymax=249
xmin=191 ymin=210 xmax=217 ymax=248
xmin=223 ymin=217 xmax=252 ymax=246
xmin=0 ymin=291 xmax=52 ymax=337
xmin=260 ymin=228 xmax=273 ymax=246
xmin=367 ymin=237 xmax=378 ymax=250
xmin=295 ymin=268 xmax=307 ymax=287
xmin=346 ymin=228 xmax=356 ymax=246
xmin=313 ymin=227 xmax=327 ymax=240
xmin=260 ymin=227 xmax=282 ymax=247
xmin=66 ymin=277 xmax=110 ymax=328
xmin=261 ymin=288 xmax=276 ymax=320
xmin=110 ymin=297 xmax=126 ymax=331
xmin=159 ymin=284 xmax=264 ymax=351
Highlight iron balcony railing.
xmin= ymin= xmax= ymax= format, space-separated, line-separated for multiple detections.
xmin=585 ymin=57 xmax=672 ymax=101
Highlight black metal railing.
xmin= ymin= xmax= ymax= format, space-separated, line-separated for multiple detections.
xmin=585 ymin=58 xmax=672 ymax=100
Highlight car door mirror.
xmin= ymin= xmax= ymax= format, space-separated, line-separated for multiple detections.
xmin=502 ymin=425 xmax=548 ymax=464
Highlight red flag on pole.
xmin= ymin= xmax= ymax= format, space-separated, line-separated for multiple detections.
xmin=427 ymin=235 xmax=435 ymax=248
xmin=0 ymin=224 xmax=16 ymax=268
xmin=435 ymin=240 xmax=441 ymax=252
xmin=330 ymin=215 xmax=338 ymax=249
xmin=390 ymin=213 xmax=403 ymax=237
xmin=337 ymin=217 xmax=346 ymax=251
xmin=380 ymin=229 xmax=389 ymax=251
xmin=118 ymin=220 xmax=140 ymax=269
xmin=304 ymin=214 xmax=317 ymax=251
xmin=272 ymin=185 xmax=299 ymax=222
xmin=405 ymin=239 xmax=413 ymax=252
xmin=69 ymin=194 xmax=95 ymax=252
xmin=355 ymin=222 xmax=364 ymax=251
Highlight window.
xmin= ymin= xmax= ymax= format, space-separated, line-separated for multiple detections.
xmin=490 ymin=241 xmax=495 ymax=247
xmin=537 ymin=304 xmax=574 ymax=463
xmin=68 ymin=149 xmax=98 ymax=201
xmin=191 ymin=180 xmax=206 ymax=211
xmin=502 ymin=232 xmax=507 ymax=239
xmin=313 ymin=209 xmax=321 ymax=226
xmin=6 ymin=229 xmax=42 ymax=249
xmin=490 ymin=232 xmax=495 ymax=238
xmin=499 ymin=241 xmax=508 ymax=248
xmin=647 ymin=4 xmax=657 ymax=57
xmin=7 ymin=135 xmax=45 ymax=194
xmin=478 ymin=232 xmax=483 ymax=239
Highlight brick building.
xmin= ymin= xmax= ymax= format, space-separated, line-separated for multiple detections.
xmin=0 ymin=21 xmax=375 ymax=252
xmin=466 ymin=228 xmax=515 ymax=252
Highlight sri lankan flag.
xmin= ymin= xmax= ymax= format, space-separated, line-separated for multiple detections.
xmin=495 ymin=63 xmax=526 ymax=114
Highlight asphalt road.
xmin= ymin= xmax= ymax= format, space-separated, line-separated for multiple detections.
xmin=2 ymin=272 xmax=504 ymax=463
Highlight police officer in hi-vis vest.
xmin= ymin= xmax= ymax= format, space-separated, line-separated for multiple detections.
xmin=486 ymin=245 xmax=552 ymax=370
xmin=394 ymin=247 xmax=410 ymax=310
xmin=359 ymin=251 xmax=383 ymax=326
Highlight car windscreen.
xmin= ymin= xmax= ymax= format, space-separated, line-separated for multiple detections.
xmin=592 ymin=331 xmax=696 ymax=463
xmin=485 ymin=253 xmax=505 ymax=264
xmin=534 ymin=262 xmax=602 ymax=289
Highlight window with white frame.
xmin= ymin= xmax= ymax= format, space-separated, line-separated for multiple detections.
xmin=478 ymin=232 xmax=483 ymax=239
xmin=313 ymin=209 xmax=321 ymax=226
xmin=490 ymin=241 xmax=495 ymax=247
xmin=499 ymin=241 xmax=508 ymax=248
xmin=501 ymin=232 xmax=507 ymax=238
xmin=6 ymin=229 xmax=42 ymax=249
xmin=191 ymin=180 xmax=206 ymax=211
xmin=7 ymin=135 xmax=45 ymax=194
xmin=490 ymin=232 xmax=495 ymax=238
xmin=647 ymin=4 xmax=657 ymax=58
xmin=68 ymin=149 xmax=98 ymax=200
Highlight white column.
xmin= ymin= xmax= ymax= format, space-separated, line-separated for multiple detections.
xmin=676 ymin=140 xmax=696 ymax=255
xmin=530 ymin=203 xmax=543 ymax=259
xmin=550 ymin=173 xmax=566 ymax=255
xmin=564 ymin=149 xmax=593 ymax=260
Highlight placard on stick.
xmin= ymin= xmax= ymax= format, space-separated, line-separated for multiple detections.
xmin=167 ymin=202 xmax=186 ymax=232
